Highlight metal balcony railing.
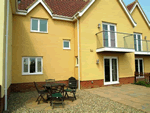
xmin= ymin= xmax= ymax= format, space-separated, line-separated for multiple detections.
xmin=134 ymin=39 xmax=150 ymax=52
xmin=96 ymin=31 xmax=134 ymax=49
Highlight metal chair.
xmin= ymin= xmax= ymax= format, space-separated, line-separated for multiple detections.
xmin=34 ymin=82 xmax=48 ymax=104
xmin=64 ymin=77 xmax=77 ymax=101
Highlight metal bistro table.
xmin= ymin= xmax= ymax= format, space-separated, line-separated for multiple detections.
xmin=43 ymin=83 xmax=66 ymax=101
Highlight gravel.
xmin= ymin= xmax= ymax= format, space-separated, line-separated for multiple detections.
xmin=7 ymin=90 xmax=146 ymax=113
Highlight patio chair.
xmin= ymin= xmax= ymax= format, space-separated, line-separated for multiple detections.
xmin=48 ymin=85 xmax=64 ymax=109
xmin=64 ymin=77 xmax=77 ymax=101
xmin=34 ymin=82 xmax=48 ymax=104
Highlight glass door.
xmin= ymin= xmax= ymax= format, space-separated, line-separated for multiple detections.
xmin=104 ymin=57 xmax=119 ymax=85
xmin=135 ymin=59 xmax=144 ymax=78
xmin=103 ymin=23 xmax=116 ymax=48
xmin=134 ymin=33 xmax=142 ymax=51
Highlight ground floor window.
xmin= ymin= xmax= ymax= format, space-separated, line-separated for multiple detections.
xmin=22 ymin=57 xmax=43 ymax=75
xmin=135 ymin=58 xmax=144 ymax=78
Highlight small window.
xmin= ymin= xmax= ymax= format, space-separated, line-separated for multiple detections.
xmin=76 ymin=56 xmax=78 ymax=66
xmin=31 ymin=18 xmax=48 ymax=33
xmin=22 ymin=57 xmax=43 ymax=75
xmin=63 ymin=40 xmax=70 ymax=49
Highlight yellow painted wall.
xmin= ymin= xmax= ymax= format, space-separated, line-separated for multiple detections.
xmin=0 ymin=0 xmax=5 ymax=98
xmin=79 ymin=0 xmax=135 ymax=81
xmin=0 ymin=0 xmax=12 ymax=98
xmin=12 ymin=4 xmax=75 ymax=83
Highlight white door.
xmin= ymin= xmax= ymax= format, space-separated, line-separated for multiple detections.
xmin=104 ymin=57 xmax=119 ymax=85
xmin=103 ymin=23 xmax=117 ymax=47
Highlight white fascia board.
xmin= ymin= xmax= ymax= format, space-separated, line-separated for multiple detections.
xmin=130 ymin=2 xmax=150 ymax=27
xmin=96 ymin=48 xmax=135 ymax=53
xmin=78 ymin=0 xmax=95 ymax=17
xmin=118 ymin=0 xmax=137 ymax=27
xmin=15 ymin=12 xmax=27 ymax=15
xmin=135 ymin=52 xmax=150 ymax=55
xmin=52 ymin=16 xmax=74 ymax=21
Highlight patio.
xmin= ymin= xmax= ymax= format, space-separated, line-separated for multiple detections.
xmin=7 ymin=84 xmax=147 ymax=113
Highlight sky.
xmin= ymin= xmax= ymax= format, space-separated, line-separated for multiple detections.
xmin=123 ymin=0 xmax=150 ymax=21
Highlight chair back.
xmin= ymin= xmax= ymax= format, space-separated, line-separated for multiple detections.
xmin=68 ymin=77 xmax=77 ymax=89
xmin=34 ymin=82 xmax=40 ymax=93
xmin=45 ymin=79 xmax=55 ymax=85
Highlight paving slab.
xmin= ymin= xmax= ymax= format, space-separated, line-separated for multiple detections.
xmin=85 ymin=84 xmax=150 ymax=113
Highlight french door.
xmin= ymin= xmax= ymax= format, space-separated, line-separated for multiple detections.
xmin=135 ymin=58 xmax=144 ymax=78
xmin=103 ymin=23 xmax=117 ymax=47
xmin=134 ymin=33 xmax=142 ymax=51
xmin=104 ymin=57 xmax=119 ymax=85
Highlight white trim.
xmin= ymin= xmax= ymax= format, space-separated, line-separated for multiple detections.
xmin=135 ymin=58 xmax=144 ymax=78
xmin=76 ymin=56 xmax=79 ymax=66
xmin=135 ymin=52 xmax=150 ymax=55
xmin=78 ymin=0 xmax=95 ymax=17
xmin=104 ymin=57 xmax=119 ymax=85
xmin=63 ymin=40 xmax=71 ymax=50
xmin=22 ymin=57 xmax=43 ymax=75
xmin=118 ymin=0 xmax=137 ymax=27
xmin=130 ymin=2 xmax=150 ymax=27
xmin=96 ymin=48 xmax=135 ymax=53
xmin=31 ymin=18 xmax=48 ymax=33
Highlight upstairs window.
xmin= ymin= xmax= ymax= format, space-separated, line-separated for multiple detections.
xmin=63 ymin=40 xmax=70 ymax=49
xmin=31 ymin=18 xmax=48 ymax=33
xmin=22 ymin=57 xmax=43 ymax=75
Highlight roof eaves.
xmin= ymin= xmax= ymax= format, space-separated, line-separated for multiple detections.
xmin=118 ymin=0 xmax=137 ymax=27
xmin=130 ymin=1 xmax=150 ymax=27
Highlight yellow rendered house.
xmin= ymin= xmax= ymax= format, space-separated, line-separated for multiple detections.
xmin=0 ymin=0 xmax=150 ymax=112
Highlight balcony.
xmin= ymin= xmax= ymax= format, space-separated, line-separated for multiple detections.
xmin=134 ymin=39 xmax=150 ymax=55
xmin=96 ymin=31 xmax=135 ymax=53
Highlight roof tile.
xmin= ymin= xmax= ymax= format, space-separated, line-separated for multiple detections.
xmin=127 ymin=1 xmax=136 ymax=11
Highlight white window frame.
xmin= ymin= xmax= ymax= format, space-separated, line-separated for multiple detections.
xmin=134 ymin=33 xmax=142 ymax=51
xmin=102 ymin=22 xmax=117 ymax=47
xmin=135 ymin=58 xmax=144 ymax=78
xmin=103 ymin=56 xmax=119 ymax=85
xmin=63 ymin=40 xmax=71 ymax=49
xmin=30 ymin=18 xmax=48 ymax=33
xmin=22 ymin=57 xmax=43 ymax=75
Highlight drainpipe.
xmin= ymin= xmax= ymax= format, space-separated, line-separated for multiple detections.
xmin=77 ymin=18 xmax=80 ymax=90
xmin=5 ymin=0 xmax=10 ymax=111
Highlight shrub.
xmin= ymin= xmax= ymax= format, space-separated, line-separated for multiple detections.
xmin=135 ymin=81 xmax=150 ymax=87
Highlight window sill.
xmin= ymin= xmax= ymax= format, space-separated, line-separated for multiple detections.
xmin=30 ymin=30 xmax=48 ymax=34
xmin=136 ymin=76 xmax=145 ymax=79
xmin=22 ymin=73 xmax=43 ymax=75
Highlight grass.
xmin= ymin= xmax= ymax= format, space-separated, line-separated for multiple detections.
xmin=134 ymin=80 xmax=150 ymax=87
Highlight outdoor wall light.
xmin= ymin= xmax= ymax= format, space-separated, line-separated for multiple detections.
xmin=96 ymin=59 xmax=99 ymax=64
xmin=98 ymin=23 xmax=101 ymax=29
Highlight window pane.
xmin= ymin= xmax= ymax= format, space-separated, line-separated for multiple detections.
xmin=64 ymin=41 xmax=69 ymax=48
xmin=138 ymin=35 xmax=141 ymax=51
xmin=37 ymin=58 xmax=42 ymax=72
xmin=30 ymin=58 xmax=35 ymax=73
xmin=40 ymin=20 xmax=47 ymax=32
xmin=135 ymin=60 xmax=138 ymax=72
xmin=23 ymin=58 xmax=28 ymax=73
xmin=104 ymin=59 xmax=110 ymax=82
xmin=139 ymin=60 xmax=143 ymax=74
xmin=110 ymin=25 xmax=115 ymax=47
xmin=134 ymin=34 xmax=137 ymax=51
xmin=112 ymin=59 xmax=117 ymax=81
xmin=103 ymin=25 xmax=108 ymax=47
xmin=32 ymin=19 xmax=38 ymax=31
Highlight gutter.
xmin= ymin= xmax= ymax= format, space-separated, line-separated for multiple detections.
xmin=5 ymin=0 xmax=10 ymax=111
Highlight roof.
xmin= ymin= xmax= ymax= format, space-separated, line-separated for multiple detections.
xmin=18 ymin=0 xmax=37 ymax=10
xmin=127 ymin=1 xmax=136 ymax=11
xmin=18 ymin=0 xmax=90 ymax=17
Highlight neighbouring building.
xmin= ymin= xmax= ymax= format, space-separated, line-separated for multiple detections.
xmin=0 ymin=0 xmax=150 ymax=112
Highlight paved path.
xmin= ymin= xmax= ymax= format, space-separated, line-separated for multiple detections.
xmin=85 ymin=84 xmax=150 ymax=113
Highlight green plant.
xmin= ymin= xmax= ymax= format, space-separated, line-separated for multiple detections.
xmin=135 ymin=81 xmax=150 ymax=87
